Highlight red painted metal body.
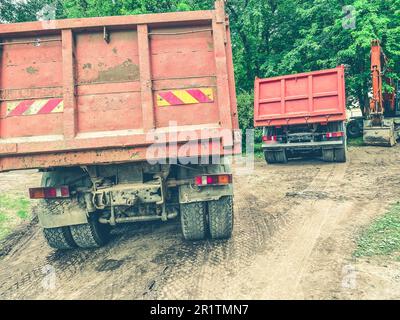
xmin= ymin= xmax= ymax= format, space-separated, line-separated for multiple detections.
xmin=254 ymin=66 xmax=346 ymax=127
xmin=369 ymin=39 xmax=397 ymax=117
xmin=0 ymin=1 xmax=238 ymax=172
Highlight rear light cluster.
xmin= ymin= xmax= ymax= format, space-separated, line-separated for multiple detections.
xmin=326 ymin=131 xmax=344 ymax=139
xmin=262 ymin=135 xmax=277 ymax=143
xmin=194 ymin=174 xmax=232 ymax=187
xmin=29 ymin=186 xmax=70 ymax=199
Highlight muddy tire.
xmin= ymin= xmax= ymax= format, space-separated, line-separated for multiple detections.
xmin=264 ymin=150 xmax=276 ymax=164
xmin=347 ymin=120 xmax=362 ymax=138
xmin=264 ymin=150 xmax=287 ymax=164
xmin=275 ymin=150 xmax=288 ymax=163
xmin=180 ymin=201 xmax=207 ymax=241
xmin=43 ymin=227 xmax=76 ymax=250
xmin=322 ymin=147 xmax=346 ymax=162
xmin=322 ymin=148 xmax=334 ymax=162
xmin=208 ymin=196 xmax=233 ymax=240
xmin=70 ymin=216 xmax=110 ymax=249
xmin=334 ymin=147 xmax=347 ymax=163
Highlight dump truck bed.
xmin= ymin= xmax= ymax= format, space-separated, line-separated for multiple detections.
xmin=0 ymin=2 xmax=238 ymax=172
xmin=254 ymin=66 xmax=346 ymax=127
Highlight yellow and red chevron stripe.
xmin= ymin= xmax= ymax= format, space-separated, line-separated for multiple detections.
xmin=156 ymin=88 xmax=214 ymax=107
xmin=6 ymin=98 xmax=64 ymax=117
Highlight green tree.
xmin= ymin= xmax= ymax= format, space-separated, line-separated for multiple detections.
xmin=1 ymin=0 xmax=399 ymax=126
xmin=61 ymin=0 xmax=212 ymax=17
xmin=0 ymin=0 xmax=64 ymax=23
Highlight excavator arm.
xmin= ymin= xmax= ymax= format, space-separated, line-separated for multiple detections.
xmin=363 ymin=40 xmax=399 ymax=146
xmin=368 ymin=39 xmax=384 ymax=118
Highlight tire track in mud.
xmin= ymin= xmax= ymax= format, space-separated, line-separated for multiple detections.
xmin=149 ymin=163 xmax=340 ymax=299
xmin=0 ymin=219 xmax=160 ymax=299
xmin=0 ymin=233 xmax=109 ymax=299
xmin=226 ymin=150 xmax=399 ymax=300
xmin=1 ymin=147 xmax=397 ymax=299
xmin=220 ymin=162 xmax=350 ymax=299
xmin=0 ymin=163 xmax=322 ymax=300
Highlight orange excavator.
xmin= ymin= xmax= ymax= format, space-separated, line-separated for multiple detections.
xmin=363 ymin=39 xmax=400 ymax=146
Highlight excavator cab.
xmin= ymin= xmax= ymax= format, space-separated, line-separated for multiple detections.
xmin=363 ymin=40 xmax=399 ymax=146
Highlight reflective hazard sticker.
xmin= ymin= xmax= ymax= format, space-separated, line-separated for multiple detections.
xmin=156 ymin=88 xmax=214 ymax=107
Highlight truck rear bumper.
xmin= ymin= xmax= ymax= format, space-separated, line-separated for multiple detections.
xmin=263 ymin=140 xmax=344 ymax=150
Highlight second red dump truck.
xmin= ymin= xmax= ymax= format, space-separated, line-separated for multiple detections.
xmin=254 ymin=66 xmax=347 ymax=163
xmin=0 ymin=1 xmax=239 ymax=249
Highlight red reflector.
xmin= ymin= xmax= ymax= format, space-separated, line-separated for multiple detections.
xmin=195 ymin=176 xmax=203 ymax=185
xmin=206 ymin=176 xmax=216 ymax=184
xmin=262 ymin=135 xmax=277 ymax=143
xmin=45 ymin=188 xmax=57 ymax=198
xmin=194 ymin=174 xmax=232 ymax=186
xmin=29 ymin=186 xmax=70 ymax=199
xmin=326 ymin=131 xmax=344 ymax=138
xmin=60 ymin=186 xmax=69 ymax=197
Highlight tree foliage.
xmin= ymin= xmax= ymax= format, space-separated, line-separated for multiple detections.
xmin=0 ymin=0 xmax=399 ymax=128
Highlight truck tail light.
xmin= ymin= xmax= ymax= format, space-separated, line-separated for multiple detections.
xmin=262 ymin=135 xmax=277 ymax=143
xmin=194 ymin=174 xmax=232 ymax=186
xmin=326 ymin=131 xmax=344 ymax=139
xmin=29 ymin=186 xmax=70 ymax=199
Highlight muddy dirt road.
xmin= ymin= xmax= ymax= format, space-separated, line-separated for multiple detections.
xmin=0 ymin=146 xmax=399 ymax=300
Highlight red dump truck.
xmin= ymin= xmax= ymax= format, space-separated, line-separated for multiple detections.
xmin=254 ymin=66 xmax=347 ymax=163
xmin=0 ymin=1 xmax=239 ymax=249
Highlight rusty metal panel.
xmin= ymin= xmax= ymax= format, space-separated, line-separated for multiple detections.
xmin=150 ymin=25 xmax=219 ymax=128
xmin=0 ymin=35 xmax=63 ymax=138
xmin=74 ymin=30 xmax=142 ymax=133
xmin=254 ymin=66 xmax=347 ymax=127
xmin=0 ymin=1 xmax=238 ymax=172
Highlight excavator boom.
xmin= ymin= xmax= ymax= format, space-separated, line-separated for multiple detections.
xmin=363 ymin=40 xmax=398 ymax=146
xmin=369 ymin=39 xmax=384 ymax=117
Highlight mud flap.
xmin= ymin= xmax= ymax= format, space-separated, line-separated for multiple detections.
xmin=363 ymin=119 xmax=396 ymax=147
xmin=37 ymin=199 xmax=88 ymax=229
xmin=179 ymin=184 xmax=233 ymax=204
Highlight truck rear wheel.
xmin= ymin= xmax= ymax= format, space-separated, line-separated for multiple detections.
xmin=264 ymin=150 xmax=276 ymax=164
xmin=322 ymin=148 xmax=334 ymax=162
xmin=347 ymin=120 xmax=362 ymax=138
xmin=264 ymin=150 xmax=287 ymax=164
xmin=43 ymin=226 xmax=76 ymax=250
xmin=275 ymin=150 xmax=288 ymax=163
xmin=70 ymin=216 xmax=111 ymax=249
xmin=334 ymin=147 xmax=347 ymax=162
xmin=180 ymin=201 xmax=207 ymax=241
xmin=208 ymin=196 xmax=233 ymax=240
xmin=322 ymin=147 xmax=346 ymax=162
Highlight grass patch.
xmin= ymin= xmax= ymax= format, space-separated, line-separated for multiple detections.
xmin=347 ymin=136 xmax=364 ymax=147
xmin=241 ymin=142 xmax=264 ymax=159
xmin=254 ymin=142 xmax=264 ymax=159
xmin=354 ymin=202 xmax=400 ymax=260
xmin=0 ymin=194 xmax=31 ymax=240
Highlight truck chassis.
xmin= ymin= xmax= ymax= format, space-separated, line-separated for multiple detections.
xmin=262 ymin=121 xmax=347 ymax=163
xmin=33 ymin=160 xmax=234 ymax=249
